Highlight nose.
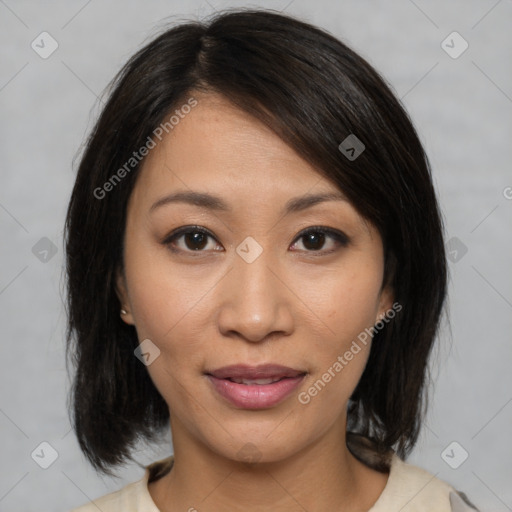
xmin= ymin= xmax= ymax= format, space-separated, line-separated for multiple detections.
xmin=216 ymin=246 xmax=294 ymax=343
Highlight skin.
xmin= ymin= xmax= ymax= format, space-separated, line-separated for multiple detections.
xmin=116 ymin=91 xmax=394 ymax=512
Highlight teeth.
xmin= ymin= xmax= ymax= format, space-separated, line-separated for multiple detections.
xmin=230 ymin=377 xmax=283 ymax=385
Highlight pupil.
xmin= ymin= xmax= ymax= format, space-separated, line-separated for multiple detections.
xmin=185 ymin=232 xmax=207 ymax=250
xmin=304 ymin=232 xmax=325 ymax=250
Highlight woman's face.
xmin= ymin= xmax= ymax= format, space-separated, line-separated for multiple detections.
xmin=117 ymin=92 xmax=393 ymax=463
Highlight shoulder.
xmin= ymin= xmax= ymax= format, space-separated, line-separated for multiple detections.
xmin=69 ymin=478 xmax=150 ymax=512
xmin=346 ymin=433 xmax=480 ymax=512
xmin=69 ymin=457 xmax=174 ymax=512
xmin=371 ymin=455 xmax=480 ymax=511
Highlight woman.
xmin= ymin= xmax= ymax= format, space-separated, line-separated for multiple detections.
xmin=65 ymin=8 xmax=479 ymax=511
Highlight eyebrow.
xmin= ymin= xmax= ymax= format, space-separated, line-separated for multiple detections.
xmin=149 ymin=190 xmax=347 ymax=215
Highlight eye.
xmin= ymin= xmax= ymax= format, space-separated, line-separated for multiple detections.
xmin=162 ymin=226 xmax=222 ymax=254
xmin=162 ymin=225 xmax=349 ymax=256
xmin=289 ymin=226 xmax=349 ymax=254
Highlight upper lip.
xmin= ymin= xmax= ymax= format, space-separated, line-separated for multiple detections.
xmin=207 ymin=364 xmax=305 ymax=380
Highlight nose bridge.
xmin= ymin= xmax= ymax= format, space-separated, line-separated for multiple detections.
xmin=217 ymin=237 xmax=292 ymax=341
xmin=235 ymin=242 xmax=274 ymax=301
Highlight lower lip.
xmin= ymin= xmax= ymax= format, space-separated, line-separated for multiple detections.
xmin=207 ymin=375 xmax=305 ymax=409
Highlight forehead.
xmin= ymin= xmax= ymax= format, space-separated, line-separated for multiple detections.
xmin=130 ymin=92 xmax=341 ymax=207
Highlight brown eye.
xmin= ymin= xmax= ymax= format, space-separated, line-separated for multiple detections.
xmin=183 ymin=231 xmax=209 ymax=250
xmin=163 ymin=226 xmax=222 ymax=254
xmin=301 ymin=231 xmax=326 ymax=250
xmin=290 ymin=227 xmax=349 ymax=253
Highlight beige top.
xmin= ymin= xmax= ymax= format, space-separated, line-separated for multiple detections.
xmin=70 ymin=435 xmax=479 ymax=511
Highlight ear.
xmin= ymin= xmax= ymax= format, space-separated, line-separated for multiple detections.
xmin=115 ymin=267 xmax=135 ymax=325
xmin=375 ymin=284 xmax=394 ymax=323
xmin=376 ymin=249 xmax=397 ymax=323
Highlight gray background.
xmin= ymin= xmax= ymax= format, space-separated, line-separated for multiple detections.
xmin=1 ymin=0 xmax=511 ymax=510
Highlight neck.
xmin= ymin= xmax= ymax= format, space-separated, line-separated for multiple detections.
xmin=148 ymin=420 xmax=389 ymax=512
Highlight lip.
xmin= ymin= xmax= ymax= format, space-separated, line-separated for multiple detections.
xmin=206 ymin=364 xmax=306 ymax=409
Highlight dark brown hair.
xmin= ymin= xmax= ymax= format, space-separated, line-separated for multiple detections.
xmin=64 ymin=8 xmax=447 ymax=475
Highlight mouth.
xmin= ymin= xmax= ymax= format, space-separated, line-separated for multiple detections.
xmin=205 ymin=364 xmax=307 ymax=409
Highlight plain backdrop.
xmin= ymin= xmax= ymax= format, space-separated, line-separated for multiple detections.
xmin=0 ymin=1 xmax=511 ymax=511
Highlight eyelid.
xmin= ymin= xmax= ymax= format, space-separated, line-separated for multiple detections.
xmin=292 ymin=226 xmax=350 ymax=247
xmin=162 ymin=225 xmax=215 ymax=242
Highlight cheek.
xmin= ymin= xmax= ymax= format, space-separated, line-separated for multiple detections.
xmin=297 ymin=317 xmax=373 ymax=429
xmin=127 ymin=266 xmax=207 ymax=414
xmin=298 ymin=265 xmax=382 ymax=402
xmin=311 ymin=266 xmax=383 ymax=345
xmin=125 ymin=240 xmax=213 ymax=343
xmin=129 ymin=276 xmax=208 ymax=374
xmin=122 ymin=247 xmax=214 ymax=409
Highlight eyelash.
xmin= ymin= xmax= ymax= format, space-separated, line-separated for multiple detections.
xmin=162 ymin=225 xmax=349 ymax=257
